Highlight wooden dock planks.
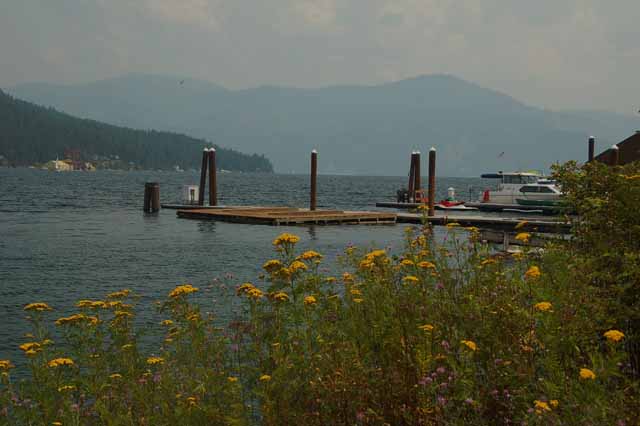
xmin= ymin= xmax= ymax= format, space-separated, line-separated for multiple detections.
xmin=177 ymin=207 xmax=398 ymax=226
xmin=396 ymin=213 xmax=571 ymax=234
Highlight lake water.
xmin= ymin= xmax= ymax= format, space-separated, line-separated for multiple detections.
xmin=0 ymin=168 xmax=484 ymax=368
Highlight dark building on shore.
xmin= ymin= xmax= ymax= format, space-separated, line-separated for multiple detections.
xmin=594 ymin=132 xmax=640 ymax=166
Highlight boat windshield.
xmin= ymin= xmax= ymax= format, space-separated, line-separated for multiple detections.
xmin=502 ymin=175 xmax=538 ymax=184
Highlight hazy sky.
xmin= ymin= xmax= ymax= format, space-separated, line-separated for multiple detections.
xmin=1 ymin=0 xmax=638 ymax=113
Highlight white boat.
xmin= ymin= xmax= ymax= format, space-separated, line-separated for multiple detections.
xmin=479 ymin=172 xmax=562 ymax=206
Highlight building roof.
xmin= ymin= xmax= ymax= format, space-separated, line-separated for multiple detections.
xmin=594 ymin=131 xmax=640 ymax=165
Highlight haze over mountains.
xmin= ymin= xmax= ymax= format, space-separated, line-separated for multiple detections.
xmin=9 ymin=73 xmax=638 ymax=176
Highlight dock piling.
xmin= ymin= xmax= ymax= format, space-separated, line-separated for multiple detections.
xmin=310 ymin=149 xmax=318 ymax=211
xmin=414 ymin=150 xmax=421 ymax=201
xmin=143 ymin=182 xmax=160 ymax=213
xmin=408 ymin=152 xmax=416 ymax=202
xmin=611 ymin=144 xmax=620 ymax=166
xmin=198 ymin=148 xmax=209 ymax=206
xmin=588 ymin=136 xmax=595 ymax=162
xmin=208 ymin=148 xmax=217 ymax=206
xmin=427 ymin=147 xmax=436 ymax=216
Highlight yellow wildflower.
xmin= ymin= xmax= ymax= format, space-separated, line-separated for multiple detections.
xmin=247 ymin=288 xmax=264 ymax=299
xmin=161 ymin=319 xmax=174 ymax=326
xmin=42 ymin=339 xmax=54 ymax=345
xmin=0 ymin=360 xmax=14 ymax=370
xmin=90 ymin=301 xmax=107 ymax=309
xmin=446 ymin=222 xmax=460 ymax=229
xmin=110 ymin=373 xmax=122 ymax=379
xmin=465 ymin=226 xmax=480 ymax=233
xmin=418 ymin=324 xmax=434 ymax=332
xmin=298 ymin=250 xmax=323 ymax=261
xmin=58 ymin=385 xmax=76 ymax=392
xmin=19 ymin=342 xmax=41 ymax=352
xmin=534 ymin=302 xmax=552 ymax=312
xmin=106 ymin=289 xmax=130 ymax=299
xmin=401 ymin=259 xmax=415 ymax=267
xmin=480 ymin=258 xmax=496 ymax=266
xmin=48 ymin=358 xmax=74 ymax=368
xmin=353 ymin=298 xmax=364 ymax=303
xmin=350 ymin=288 xmax=362 ymax=296
xmin=550 ymin=400 xmax=559 ymax=408
xmin=525 ymin=266 xmax=541 ymax=280
xmin=272 ymin=292 xmax=289 ymax=302
xmin=227 ymin=376 xmax=239 ymax=383
xmin=461 ymin=340 xmax=478 ymax=351
xmin=289 ymin=260 xmax=308 ymax=273
xmin=579 ymin=368 xmax=596 ymax=380
xmin=186 ymin=396 xmax=197 ymax=406
xmin=403 ymin=275 xmax=419 ymax=284
xmin=417 ymin=261 xmax=436 ymax=269
xmin=237 ymin=282 xmax=256 ymax=295
xmin=272 ymin=233 xmax=300 ymax=246
xmin=603 ymin=329 xmax=624 ymax=343
xmin=259 ymin=374 xmax=272 ymax=382
xmin=114 ymin=310 xmax=133 ymax=318
xmin=24 ymin=302 xmax=52 ymax=312
xmin=169 ymin=284 xmax=198 ymax=298
xmin=515 ymin=220 xmax=528 ymax=230
xmin=304 ymin=296 xmax=317 ymax=306
xmin=515 ymin=232 xmax=531 ymax=243
xmin=52 ymin=422 xmax=62 ymax=426
xmin=146 ymin=356 xmax=164 ymax=365
xmin=534 ymin=400 xmax=551 ymax=412
xmin=325 ymin=276 xmax=337 ymax=283
xmin=121 ymin=344 xmax=133 ymax=350
xmin=342 ymin=272 xmax=354 ymax=283
xmin=262 ymin=259 xmax=283 ymax=272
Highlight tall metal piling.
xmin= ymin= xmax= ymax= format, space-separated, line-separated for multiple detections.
xmin=611 ymin=144 xmax=620 ymax=166
xmin=414 ymin=150 xmax=421 ymax=201
xmin=143 ymin=182 xmax=160 ymax=213
xmin=588 ymin=136 xmax=595 ymax=162
xmin=198 ymin=148 xmax=209 ymax=206
xmin=208 ymin=148 xmax=217 ymax=206
xmin=310 ymin=149 xmax=318 ymax=211
xmin=427 ymin=147 xmax=436 ymax=216
xmin=408 ymin=152 xmax=416 ymax=202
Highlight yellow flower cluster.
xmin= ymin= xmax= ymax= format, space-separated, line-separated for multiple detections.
xmin=262 ymin=259 xmax=283 ymax=272
xmin=401 ymin=259 xmax=414 ymax=267
xmin=288 ymin=260 xmax=308 ymax=273
xmin=579 ymin=368 xmax=596 ymax=380
xmin=19 ymin=342 xmax=42 ymax=356
xmin=48 ymin=358 xmax=74 ymax=368
xmin=169 ymin=284 xmax=199 ymax=298
xmin=515 ymin=220 xmax=529 ymax=229
xmin=402 ymin=275 xmax=419 ymax=284
xmin=515 ymin=232 xmax=531 ymax=243
xmin=534 ymin=302 xmax=552 ymax=312
xmin=603 ymin=329 xmax=624 ymax=342
xmin=161 ymin=319 xmax=174 ymax=326
xmin=417 ymin=261 xmax=436 ymax=269
xmin=56 ymin=313 xmax=99 ymax=326
xmin=23 ymin=302 xmax=52 ymax=312
xmin=298 ymin=250 xmax=323 ymax=261
xmin=304 ymin=296 xmax=317 ymax=306
xmin=259 ymin=374 xmax=272 ymax=382
xmin=0 ymin=360 xmax=14 ymax=370
xmin=461 ymin=340 xmax=478 ymax=351
xmin=272 ymin=292 xmax=289 ymax=302
xmin=110 ymin=373 xmax=123 ymax=379
xmin=418 ymin=324 xmax=434 ymax=332
xmin=533 ymin=400 xmax=551 ymax=412
xmin=76 ymin=300 xmax=107 ymax=309
xmin=272 ymin=233 xmax=300 ymax=246
xmin=146 ymin=356 xmax=164 ymax=365
xmin=247 ymin=288 xmax=264 ymax=300
xmin=525 ymin=266 xmax=541 ymax=280
xmin=445 ymin=222 xmax=460 ymax=229
xmin=342 ymin=272 xmax=354 ymax=283
xmin=359 ymin=249 xmax=387 ymax=269
xmin=58 ymin=385 xmax=76 ymax=392
xmin=106 ymin=289 xmax=131 ymax=299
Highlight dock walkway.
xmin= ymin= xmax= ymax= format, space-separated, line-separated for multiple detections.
xmin=397 ymin=213 xmax=571 ymax=233
xmin=177 ymin=207 xmax=397 ymax=226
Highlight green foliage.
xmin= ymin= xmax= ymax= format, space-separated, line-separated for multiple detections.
xmin=0 ymin=90 xmax=273 ymax=172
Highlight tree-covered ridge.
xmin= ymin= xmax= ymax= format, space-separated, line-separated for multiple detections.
xmin=0 ymin=90 xmax=273 ymax=172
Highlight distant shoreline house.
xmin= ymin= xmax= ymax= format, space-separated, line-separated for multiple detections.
xmin=595 ymin=132 xmax=640 ymax=165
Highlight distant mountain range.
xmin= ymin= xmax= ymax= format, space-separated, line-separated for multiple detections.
xmin=0 ymin=89 xmax=273 ymax=172
xmin=8 ymin=73 xmax=639 ymax=176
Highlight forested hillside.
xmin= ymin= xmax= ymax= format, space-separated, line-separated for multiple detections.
xmin=0 ymin=90 xmax=273 ymax=172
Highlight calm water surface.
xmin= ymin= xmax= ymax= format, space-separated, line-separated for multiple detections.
xmin=0 ymin=168 xmax=483 ymax=368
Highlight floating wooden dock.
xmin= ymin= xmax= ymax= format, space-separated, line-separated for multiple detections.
xmin=396 ymin=213 xmax=571 ymax=234
xmin=376 ymin=201 xmax=477 ymax=211
xmin=177 ymin=207 xmax=397 ymax=226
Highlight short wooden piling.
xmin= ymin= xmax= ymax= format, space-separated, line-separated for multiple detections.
xmin=427 ymin=147 xmax=436 ymax=216
xmin=408 ymin=152 xmax=416 ymax=202
xmin=611 ymin=144 xmax=619 ymax=166
xmin=143 ymin=182 xmax=160 ymax=213
xmin=198 ymin=148 xmax=209 ymax=206
xmin=588 ymin=136 xmax=595 ymax=162
xmin=310 ymin=150 xmax=318 ymax=211
xmin=414 ymin=150 xmax=421 ymax=201
xmin=208 ymin=148 xmax=217 ymax=206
